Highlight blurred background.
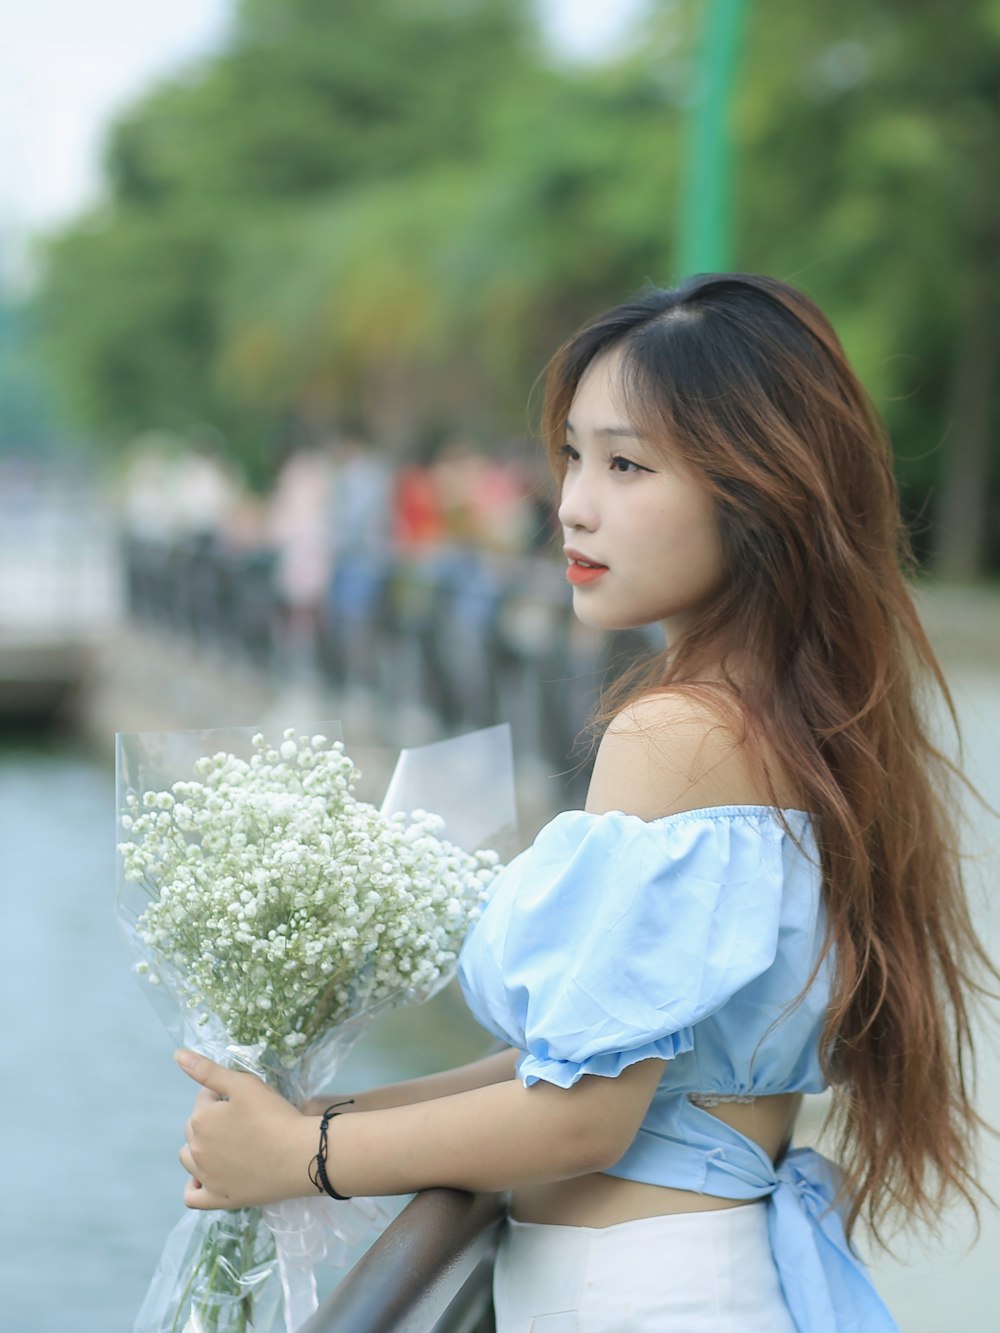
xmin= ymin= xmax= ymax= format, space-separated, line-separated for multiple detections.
xmin=1 ymin=1 xmax=998 ymax=1329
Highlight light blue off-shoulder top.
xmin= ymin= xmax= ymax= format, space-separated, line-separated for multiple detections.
xmin=457 ymin=807 xmax=899 ymax=1333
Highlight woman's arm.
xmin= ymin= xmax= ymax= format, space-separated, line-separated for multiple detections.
xmin=178 ymin=694 xmax=765 ymax=1212
xmin=300 ymin=1047 xmax=519 ymax=1116
xmin=176 ymin=1050 xmax=665 ymax=1211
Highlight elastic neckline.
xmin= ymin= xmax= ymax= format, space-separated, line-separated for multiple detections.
xmin=569 ymin=804 xmax=816 ymax=827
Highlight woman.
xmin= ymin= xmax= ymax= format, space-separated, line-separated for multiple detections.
xmin=176 ymin=274 xmax=993 ymax=1330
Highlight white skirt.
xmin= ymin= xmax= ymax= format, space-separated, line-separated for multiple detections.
xmin=492 ymin=1203 xmax=796 ymax=1333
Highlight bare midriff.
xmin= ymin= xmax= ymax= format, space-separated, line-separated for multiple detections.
xmin=510 ymin=1092 xmax=803 ymax=1227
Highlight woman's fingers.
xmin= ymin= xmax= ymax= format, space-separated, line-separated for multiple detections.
xmin=195 ymin=1085 xmax=225 ymax=1108
xmin=175 ymin=1064 xmax=313 ymax=1208
xmin=175 ymin=1049 xmax=242 ymax=1097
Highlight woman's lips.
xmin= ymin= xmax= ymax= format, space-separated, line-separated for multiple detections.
xmin=566 ymin=559 xmax=609 ymax=586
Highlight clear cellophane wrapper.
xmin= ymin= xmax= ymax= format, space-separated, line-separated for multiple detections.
xmin=117 ymin=722 xmax=516 ymax=1332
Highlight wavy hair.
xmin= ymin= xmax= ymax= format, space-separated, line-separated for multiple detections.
xmin=541 ymin=273 xmax=995 ymax=1240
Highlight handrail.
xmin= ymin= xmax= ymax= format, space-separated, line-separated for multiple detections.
xmin=120 ymin=532 xmax=666 ymax=825
xmin=121 ymin=534 xmax=614 ymax=803
xmin=300 ymin=1188 xmax=506 ymax=1332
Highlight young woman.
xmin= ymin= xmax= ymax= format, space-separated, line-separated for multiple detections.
xmin=176 ymin=274 xmax=993 ymax=1331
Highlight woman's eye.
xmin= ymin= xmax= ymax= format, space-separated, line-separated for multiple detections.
xmin=557 ymin=443 xmax=580 ymax=463
xmin=609 ymin=454 xmax=648 ymax=474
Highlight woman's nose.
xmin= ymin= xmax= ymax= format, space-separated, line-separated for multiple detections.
xmin=558 ymin=471 xmax=597 ymax=532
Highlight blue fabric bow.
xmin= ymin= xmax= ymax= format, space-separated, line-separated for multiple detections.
xmin=770 ymin=1147 xmax=898 ymax=1332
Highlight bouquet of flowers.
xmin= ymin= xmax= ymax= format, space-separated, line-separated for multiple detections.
xmin=117 ymin=722 xmax=514 ymax=1333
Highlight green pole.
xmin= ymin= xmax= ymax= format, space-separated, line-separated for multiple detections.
xmin=676 ymin=0 xmax=747 ymax=276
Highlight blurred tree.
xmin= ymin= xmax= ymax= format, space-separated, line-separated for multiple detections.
xmin=208 ymin=61 xmax=688 ymax=449
xmin=105 ymin=0 xmax=539 ymax=207
xmin=31 ymin=0 xmax=1000 ymax=573
xmin=36 ymin=0 xmax=686 ymax=478
xmin=727 ymin=0 xmax=1000 ymax=575
xmin=36 ymin=0 xmax=543 ymax=482
xmin=37 ymin=215 xmax=224 ymax=438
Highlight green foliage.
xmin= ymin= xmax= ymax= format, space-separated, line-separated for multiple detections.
xmin=36 ymin=213 xmax=224 ymax=437
xmin=104 ymin=0 xmax=538 ymax=209
xmin=30 ymin=0 xmax=1000 ymax=570
xmin=732 ymin=0 xmax=1000 ymax=567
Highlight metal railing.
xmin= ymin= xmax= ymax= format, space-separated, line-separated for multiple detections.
xmin=0 ymin=488 xmax=122 ymax=634
xmin=123 ymin=534 xmax=658 ymax=804
xmin=301 ymin=1189 xmax=505 ymax=1333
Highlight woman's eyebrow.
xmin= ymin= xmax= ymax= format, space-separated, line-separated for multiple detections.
xmin=565 ymin=420 xmax=644 ymax=440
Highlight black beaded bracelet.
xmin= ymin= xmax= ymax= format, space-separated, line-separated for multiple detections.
xmin=308 ymin=1099 xmax=355 ymax=1201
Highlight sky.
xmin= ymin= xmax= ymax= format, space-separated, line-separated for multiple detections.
xmin=0 ymin=0 xmax=650 ymax=261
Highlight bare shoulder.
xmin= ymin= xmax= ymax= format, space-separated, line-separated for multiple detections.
xmin=585 ymin=688 xmax=801 ymax=821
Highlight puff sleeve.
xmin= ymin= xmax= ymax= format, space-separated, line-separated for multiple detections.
xmin=456 ymin=808 xmax=797 ymax=1089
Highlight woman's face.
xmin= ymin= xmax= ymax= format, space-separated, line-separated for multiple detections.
xmin=557 ymin=348 xmax=726 ymax=641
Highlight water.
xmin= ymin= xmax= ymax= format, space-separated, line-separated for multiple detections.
xmin=0 ymin=742 xmax=491 ymax=1332
xmin=1 ymin=664 xmax=997 ymax=1332
xmin=0 ymin=746 xmax=178 ymax=1329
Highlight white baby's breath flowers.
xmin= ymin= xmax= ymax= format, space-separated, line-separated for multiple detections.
xmin=119 ymin=730 xmax=500 ymax=1059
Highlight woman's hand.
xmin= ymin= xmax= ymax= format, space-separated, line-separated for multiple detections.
xmin=175 ymin=1050 xmax=319 ymax=1210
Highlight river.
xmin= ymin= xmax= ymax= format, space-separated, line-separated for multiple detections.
xmin=0 ymin=740 xmax=491 ymax=1331
xmin=1 ymin=662 xmax=997 ymax=1332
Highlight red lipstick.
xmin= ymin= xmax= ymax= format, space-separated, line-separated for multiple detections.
xmin=565 ymin=554 xmax=609 ymax=586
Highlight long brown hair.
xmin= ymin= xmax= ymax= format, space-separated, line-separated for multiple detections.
xmin=542 ymin=273 xmax=995 ymax=1240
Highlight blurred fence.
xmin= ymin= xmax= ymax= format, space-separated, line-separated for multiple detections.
xmin=0 ymin=477 xmax=123 ymax=729
xmin=0 ymin=478 xmax=122 ymax=634
xmin=122 ymin=536 xmax=657 ymax=805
